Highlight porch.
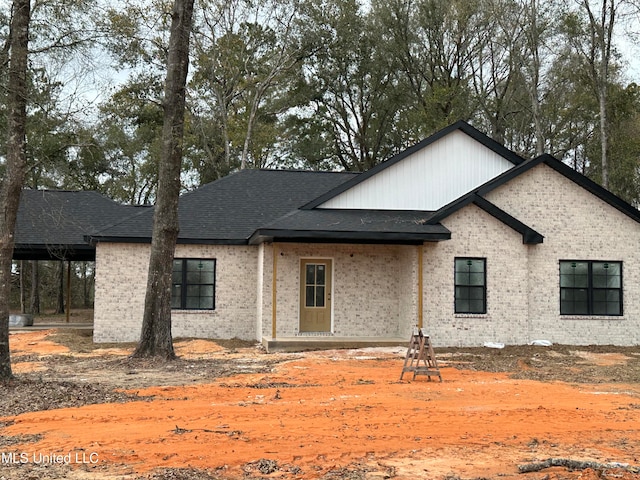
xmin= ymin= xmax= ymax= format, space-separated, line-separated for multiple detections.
xmin=261 ymin=335 xmax=406 ymax=353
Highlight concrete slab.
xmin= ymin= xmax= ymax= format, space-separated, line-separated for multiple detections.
xmin=262 ymin=336 xmax=406 ymax=353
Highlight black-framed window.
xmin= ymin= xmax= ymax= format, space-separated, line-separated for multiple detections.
xmin=454 ymin=258 xmax=486 ymax=314
xmin=560 ymin=260 xmax=622 ymax=316
xmin=171 ymin=258 xmax=216 ymax=310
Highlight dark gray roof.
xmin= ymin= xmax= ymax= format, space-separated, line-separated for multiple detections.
xmin=15 ymin=190 xmax=145 ymax=260
xmin=88 ymin=169 xmax=360 ymax=245
xmin=249 ymin=209 xmax=451 ymax=244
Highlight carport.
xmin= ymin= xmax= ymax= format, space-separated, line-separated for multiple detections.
xmin=13 ymin=189 xmax=144 ymax=323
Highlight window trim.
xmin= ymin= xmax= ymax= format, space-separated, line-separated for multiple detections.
xmin=171 ymin=258 xmax=216 ymax=311
xmin=454 ymin=257 xmax=487 ymax=314
xmin=559 ymin=260 xmax=623 ymax=316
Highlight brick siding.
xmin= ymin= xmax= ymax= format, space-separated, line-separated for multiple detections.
xmin=93 ymin=162 xmax=640 ymax=347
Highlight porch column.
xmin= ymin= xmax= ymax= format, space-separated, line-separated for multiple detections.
xmin=417 ymin=245 xmax=423 ymax=329
xmin=271 ymin=243 xmax=278 ymax=339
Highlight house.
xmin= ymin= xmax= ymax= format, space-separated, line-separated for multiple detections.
xmin=87 ymin=121 xmax=640 ymax=350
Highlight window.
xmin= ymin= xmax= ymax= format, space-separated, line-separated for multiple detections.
xmin=455 ymin=258 xmax=486 ymax=314
xmin=171 ymin=259 xmax=216 ymax=310
xmin=560 ymin=261 xmax=622 ymax=316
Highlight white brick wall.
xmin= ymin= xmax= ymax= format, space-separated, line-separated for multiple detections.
xmin=486 ymin=164 xmax=640 ymax=346
xmin=93 ymin=243 xmax=258 ymax=342
xmin=422 ymin=162 xmax=640 ymax=347
xmin=423 ymin=205 xmax=531 ymax=346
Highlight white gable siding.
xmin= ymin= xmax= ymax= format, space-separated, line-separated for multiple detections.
xmin=320 ymin=130 xmax=514 ymax=210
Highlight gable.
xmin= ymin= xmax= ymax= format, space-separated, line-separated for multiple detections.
xmin=485 ymin=162 xmax=640 ymax=241
xmin=317 ymin=129 xmax=518 ymax=211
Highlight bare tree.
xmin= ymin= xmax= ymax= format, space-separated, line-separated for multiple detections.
xmin=192 ymin=0 xmax=307 ymax=173
xmin=567 ymin=0 xmax=621 ymax=188
xmin=0 ymin=0 xmax=31 ymax=380
xmin=132 ymin=0 xmax=195 ymax=359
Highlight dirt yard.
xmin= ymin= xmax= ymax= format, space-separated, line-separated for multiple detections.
xmin=2 ymin=329 xmax=640 ymax=480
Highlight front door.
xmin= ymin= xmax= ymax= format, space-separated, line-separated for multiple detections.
xmin=299 ymin=259 xmax=332 ymax=332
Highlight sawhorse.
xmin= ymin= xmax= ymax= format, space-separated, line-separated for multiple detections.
xmin=400 ymin=328 xmax=442 ymax=381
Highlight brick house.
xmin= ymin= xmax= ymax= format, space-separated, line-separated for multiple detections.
xmin=87 ymin=121 xmax=640 ymax=350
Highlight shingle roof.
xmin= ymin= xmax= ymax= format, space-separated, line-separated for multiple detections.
xmin=15 ymin=190 xmax=145 ymax=260
xmin=87 ymin=169 xmax=359 ymax=245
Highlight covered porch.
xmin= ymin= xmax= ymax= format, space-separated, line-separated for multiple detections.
xmin=257 ymin=235 xmax=444 ymax=351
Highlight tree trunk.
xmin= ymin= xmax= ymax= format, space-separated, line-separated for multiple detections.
xmin=56 ymin=260 xmax=65 ymax=314
xmin=0 ymin=0 xmax=31 ymax=381
xmin=132 ymin=0 xmax=195 ymax=359
xmin=581 ymin=0 xmax=615 ymax=189
xmin=82 ymin=261 xmax=89 ymax=308
xmin=599 ymin=87 xmax=608 ymax=189
xmin=30 ymin=260 xmax=40 ymax=314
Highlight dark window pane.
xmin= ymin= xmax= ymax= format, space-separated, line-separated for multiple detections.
xmin=306 ymin=286 xmax=315 ymax=307
xmin=306 ymin=265 xmax=315 ymax=285
xmin=572 ymin=262 xmax=588 ymax=275
xmin=454 ymin=259 xmax=467 ymax=271
xmin=171 ymin=285 xmax=181 ymax=308
xmin=469 ymin=273 xmax=484 ymax=286
xmin=607 ymin=290 xmax=620 ymax=302
xmin=198 ymin=285 xmax=213 ymax=297
xmin=469 ymin=286 xmax=484 ymax=300
xmin=316 ymin=265 xmax=325 ymax=285
xmin=186 ymin=271 xmax=201 ymax=284
xmin=316 ymin=286 xmax=325 ymax=307
xmin=560 ymin=274 xmax=573 ymax=288
xmin=468 ymin=300 xmax=484 ymax=313
xmin=468 ymin=260 xmax=484 ymax=273
xmin=455 ymin=298 xmax=469 ymax=313
xmin=185 ymin=296 xmax=200 ymax=309
xmin=200 ymin=271 xmax=215 ymax=284
xmin=607 ymin=301 xmax=621 ymax=315
xmin=199 ymin=296 xmax=214 ymax=309
xmin=560 ymin=299 xmax=575 ymax=314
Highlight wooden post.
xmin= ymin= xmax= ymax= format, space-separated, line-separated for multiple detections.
xmin=66 ymin=260 xmax=71 ymax=323
xmin=417 ymin=246 xmax=423 ymax=329
xmin=272 ymin=243 xmax=278 ymax=339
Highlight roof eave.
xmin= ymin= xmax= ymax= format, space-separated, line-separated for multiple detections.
xmin=13 ymin=244 xmax=96 ymax=261
xmin=86 ymin=235 xmax=249 ymax=246
xmin=248 ymin=228 xmax=451 ymax=245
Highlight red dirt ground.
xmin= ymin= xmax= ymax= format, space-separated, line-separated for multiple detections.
xmin=3 ymin=330 xmax=640 ymax=479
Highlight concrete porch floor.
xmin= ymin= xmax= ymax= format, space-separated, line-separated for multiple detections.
xmin=261 ymin=335 xmax=407 ymax=353
xmin=10 ymin=322 xmax=93 ymax=332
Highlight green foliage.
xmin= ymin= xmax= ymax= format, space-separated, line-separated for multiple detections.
xmin=284 ymin=0 xmax=411 ymax=171
xmin=188 ymin=0 xmax=307 ymax=179
xmin=2 ymin=0 xmax=640 ymax=201
xmin=93 ymin=73 xmax=165 ymax=203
